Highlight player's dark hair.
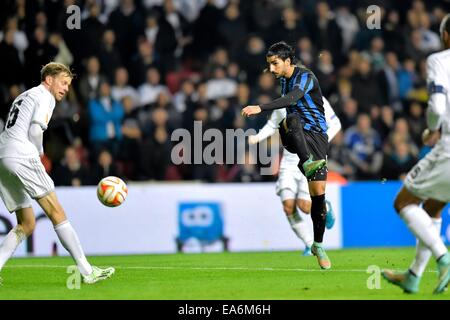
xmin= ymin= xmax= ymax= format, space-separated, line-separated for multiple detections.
xmin=266 ymin=41 xmax=297 ymax=65
xmin=440 ymin=13 xmax=450 ymax=36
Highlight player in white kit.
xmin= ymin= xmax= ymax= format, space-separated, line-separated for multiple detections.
xmin=0 ymin=62 xmax=114 ymax=284
xmin=249 ymin=97 xmax=341 ymax=256
xmin=382 ymin=15 xmax=450 ymax=294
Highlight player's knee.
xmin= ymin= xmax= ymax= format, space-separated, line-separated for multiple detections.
xmin=282 ymin=201 xmax=296 ymax=215
xmin=393 ymin=195 xmax=407 ymax=214
xmin=19 ymin=219 xmax=35 ymax=236
xmin=297 ymin=199 xmax=311 ymax=214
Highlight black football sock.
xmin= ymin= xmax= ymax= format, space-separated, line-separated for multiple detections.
xmin=311 ymin=194 xmax=326 ymax=243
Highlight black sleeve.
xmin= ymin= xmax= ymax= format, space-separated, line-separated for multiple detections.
xmin=260 ymin=88 xmax=305 ymax=111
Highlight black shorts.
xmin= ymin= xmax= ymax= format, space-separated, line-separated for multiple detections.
xmin=279 ymin=115 xmax=328 ymax=181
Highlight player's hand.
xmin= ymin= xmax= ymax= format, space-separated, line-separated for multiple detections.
xmin=241 ymin=105 xmax=262 ymax=117
xmin=422 ymin=128 xmax=440 ymax=146
xmin=248 ymin=135 xmax=259 ymax=145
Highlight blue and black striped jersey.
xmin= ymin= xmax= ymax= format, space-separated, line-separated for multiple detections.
xmin=280 ymin=66 xmax=327 ymax=133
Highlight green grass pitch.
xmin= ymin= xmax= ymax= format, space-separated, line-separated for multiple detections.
xmin=0 ymin=248 xmax=449 ymax=300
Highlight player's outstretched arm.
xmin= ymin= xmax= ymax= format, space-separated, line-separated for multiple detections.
xmin=249 ymin=109 xmax=286 ymax=145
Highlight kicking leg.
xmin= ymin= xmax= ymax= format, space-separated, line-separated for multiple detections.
xmin=37 ymin=192 xmax=114 ymax=283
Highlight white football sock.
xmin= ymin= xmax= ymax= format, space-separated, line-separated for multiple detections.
xmin=410 ymin=218 xmax=442 ymax=277
xmin=54 ymin=221 xmax=93 ymax=276
xmin=0 ymin=226 xmax=27 ymax=271
xmin=287 ymin=210 xmax=314 ymax=248
xmin=400 ymin=204 xmax=447 ymax=259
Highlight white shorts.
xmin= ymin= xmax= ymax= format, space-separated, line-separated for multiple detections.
xmin=0 ymin=157 xmax=54 ymax=212
xmin=275 ymin=168 xmax=310 ymax=201
xmin=404 ymin=145 xmax=450 ymax=203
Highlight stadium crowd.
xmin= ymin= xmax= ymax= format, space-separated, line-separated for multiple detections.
xmin=0 ymin=0 xmax=449 ymax=185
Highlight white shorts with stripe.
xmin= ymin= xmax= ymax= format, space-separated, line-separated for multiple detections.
xmin=404 ymin=143 xmax=450 ymax=203
xmin=0 ymin=157 xmax=54 ymax=212
xmin=275 ymin=168 xmax=310 ymax=201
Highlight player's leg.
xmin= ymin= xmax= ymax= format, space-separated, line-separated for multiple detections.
xmin=409 ymin=199 xmax=445 ymax=280
xmin=0 ymin=207 xmax=35 ymax=272
xmin=0 ymin=158 xmax=35 ymax=272
xmin=280 ymin=191 xmax=313 ymax=254
xmin=36 ymin=192 xmax=115 ymax=283
xmin=280 ymin=114 xmax=325 ymax=178
xmin=308 ymin=179 xmax=331 ymax=269
xmin=390 ymin=186 xmax=449 ymax=293
xmin=295 ymin=198 xmax=313 ymax=256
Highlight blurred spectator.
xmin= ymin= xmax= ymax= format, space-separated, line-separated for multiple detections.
xmin=98 ymin=29 xmax=122 ymax=83
xmin=377 ymin=51 xmax=400 ymax=107
xmin=0 ymin=29 xmax=24 ymax=86
xmin=239 ymin=35 xmax=266 ymax=87
xmin=129 ymin=40 xmax=156 ymax=87
xmin=344 ymin=113 xmax=383 ymax=180
xmin=0 ymin=16 xmax=28 ymax=62
xmin=143 ymin=10 xmax=177 ymax=74
xmin=380 ymin=140 xmax=417 ymax=181
xmin=138 ymin=67 xmax=170 ymax=107
xmin=108 ymin=0 xmax=145 ymax=63
xmin=313 ymin=50 xmax=336 ymax=97
xmin=296 ymin=37 xmax=316 ymax=68
xmin=337 ymin=98 xmax=358 ymax=131
xmin=350 ymin=55 xmax=381 ymax=113
xmin=308 ymin=1 xmax=343 ymax=66
xmin=218 ymin=2 xmax=247 ymax=60
xmin=119 ymin=96 xmax=142 ymax=177
xmin=139 ymin=108 xmax=171 ymax=180
xmin=91 ymin=149 xmax=121 ymax=184
xmin=205 ymin=66 xmax=238 ymax=100
xmin=81 ymin=2 xmax=106 ymax=58
xmin=78 ymin=56 xmax=108 ymax=105
xmin=48 ymin=32 xmax=73 ymax=67
xmin=231 ymin=151 xmax=262 ymax=183
xmin=328 ymin=131 xmax=355 ymax=180
xmin=382 ymin=10 xmax=405 ymax=56
xmin=88 ymin=82 xmax=125 ymax=159
xmin=111 ymin=67 xmax=139 ymax=106
xmin=406 ymin=101 xmax=426 ymax=146
xmin=24 ymin=27 xmax=57 ymax=88
xmin=268 ymin=7 xmax=307 ymax=47
xmin=335 ymin=5 xmax=359 ymax=54
xmin=52 ymin=146 xmax=91 ymax=186
xmin=160 ymin=0 xmax=192 ymax=59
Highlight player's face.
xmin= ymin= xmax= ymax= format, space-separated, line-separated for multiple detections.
xmin=267 ymin=56 xmax=290 ymax=78
xmin=48 ymin=73 xmax=72 ymax=101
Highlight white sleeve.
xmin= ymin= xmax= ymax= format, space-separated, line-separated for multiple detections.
xmin=323 ymin=97 xmax=342 ymax=142
xmin=426 ymin=55 xmax=448 ymax=130
xmin=28 ymin=123 xmax=44 ymax=155
xmin=31 ymin=94 xmax=52 ymax=130
xmin=255 ymin=108 xmax=286 ymax=142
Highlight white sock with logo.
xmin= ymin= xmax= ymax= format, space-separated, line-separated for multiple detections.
xmin=54 ymin=221 xmax=93 ymax=276
xmin=400 ymin=205 xmax=447 ymax=259
xmin=410 ymin=217 xmax=443 ymax=277
xmin=287 ymin=210 xmax=314 ymax=248
xmin=0 ymin=226 xmax=27 ymax=271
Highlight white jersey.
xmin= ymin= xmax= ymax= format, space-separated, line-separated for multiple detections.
xmin=256 ymin=97 xmax=341 ymax=170
xmin=426 ymin=49 xmax=450 ymax=156
xmin=0 ymin=84 xmax=55 ymax=159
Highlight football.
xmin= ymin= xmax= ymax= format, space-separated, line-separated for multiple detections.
xmin=97 ymin=176 xmax=128 ymax=207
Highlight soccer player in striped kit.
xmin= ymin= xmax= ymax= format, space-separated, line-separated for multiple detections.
xmin=242 ymin=42 xmax=332 ymax=269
